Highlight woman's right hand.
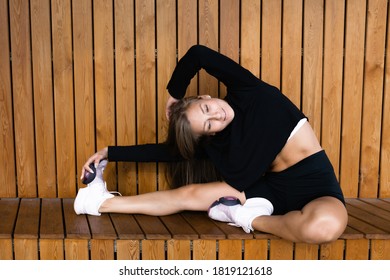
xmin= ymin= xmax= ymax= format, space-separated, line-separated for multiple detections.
xmin=80 ymin=147 xmax=108 ymax=180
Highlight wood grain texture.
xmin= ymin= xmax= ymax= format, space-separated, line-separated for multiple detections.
xmin=73 ymin=0 xmax=95 ymax=191
xmin=360 ymin=0 xmax=387 ymax=197
xmin=136 ymin=0 xmax=157 ymax=195
xmin=261 ymin=0 xmax=281 ymax=88
xmin=52 ymin=0 xmax=76 ymax=198
xmin=340 ymin=0 xmax=366 ymax=197
xmin=241 ymin=0 xmax=260 ymax=76
xmin=94 ymin=0 xmax=116 ymax=190
xmin=31 ymin=0 xmax=56 ymax=197
xmin=10 ymin=0 xmax=37 ymax=197
xmin=321 ymin=0 xmax=345 ymax=178
xmin=281 ymin=0 xmax=303 ymax=108
xmin=0 ymin=0 xmax=16 ymax=197
xmin=302 ymin=0 xmax=324 ymax=138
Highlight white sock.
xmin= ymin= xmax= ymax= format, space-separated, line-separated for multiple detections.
xmin=229 ymin=197 xmax=274 ymax=233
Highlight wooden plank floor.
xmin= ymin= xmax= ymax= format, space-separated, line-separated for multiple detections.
xmin=0 ymin=198 xmax=390 ymax=260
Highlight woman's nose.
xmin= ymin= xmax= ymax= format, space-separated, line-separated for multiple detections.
xmin=210 ymin=111 xmax=221 ymax=120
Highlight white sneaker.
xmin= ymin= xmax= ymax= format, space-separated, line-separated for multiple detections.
xmin=208 ymin=196 xmax=241 ymax=223
xmin=208 ymin=197 xmax=274 ymax=233
xmin=74 ymin=181 xmax=116 ymax=216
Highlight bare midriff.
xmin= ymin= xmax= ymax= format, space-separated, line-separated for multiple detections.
xmin=269 ymin=122 xmax=323 ymax=172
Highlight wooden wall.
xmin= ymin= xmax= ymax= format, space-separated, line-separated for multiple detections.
xmin=0 ymin=0 xmax=389 ymax=199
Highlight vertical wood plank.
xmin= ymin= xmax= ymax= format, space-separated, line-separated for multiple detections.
xmin=345 ymin=239 xmax=369 ymax=260
xmin=193 ymin=240 xmax=217 ymax=260
xmin=156 ymin=0 xmax=176 ymax=191
xmin=321 ymin=0 xmax=345 ymax=178
xmin=52 ymin=0 xmax=76 ymax=197
xmin=281 ymin=0 xmax=303 ymax=107
xmin=381 ymin=5 xmax=390 ymax=197
xmin=241 ymin=0 xmax=260 ymax=77
xmin=177 ymin=0 xmax=198 ymax=96
xmin=302 ymin=0 xmax=324 ymax=138
xmin=218 ymin=239 xmax=242 ymax=260
xmin=65 ymin=239 xmax=89 ymax=260
xmin=199 ymin=0 xmax=219 ymax=98
xmin=360 ymin=0 xmax=387 ymax=197
xmin=14 ymin=239 xmax=38 ymax=260
xmin=40 ymin=239 xmax=64 ymax=260
xmin=320 ymin=240 xmax=344 ymax=260
xmin=220 ymin=0 xmax=240 ymax=98
xmin=371 ymin=240 xmax=390 ymax=260
xmin=167 ymin=239 xmax=191 ymax=260
xmin=199 ymin=0 xmax=218 ymax=48
xmin=90 ymin=239 xmax=115 ymax=260
xmin=0 ymin=0 xmax=16 ymax=197
xmin=294 ymin=243 xmax=319 ymax=260
xmin=115 ymin=0 xmax=137 ymax=196
xmin=136 ymin=0 xmax=157 ymax=194
xmin=261 ymin=0 xmax=282 ymax=87
xmin=10 ymin=0 xmax=37 ymax=197
xmin=116 ymin=240 xmax=140 ymax=260
xmin=269 ymin=239 xmax=293 ymax=260
xmin=73 ymin=0 xmax=95 ymax=191
xmin=244 ymin=239 xmax=268 ymax=260
xmin=141 ymin=240 xmax=166 ymax=260
xmin=0 ymin=240 xmax=13 ymax=260
xmin=340 ymin=0 xmax=366 ymax=197
xmin=94 ymin=0 xmax=116 ymax=190
xmin=31 ymin=0 xmax=56 ymax=198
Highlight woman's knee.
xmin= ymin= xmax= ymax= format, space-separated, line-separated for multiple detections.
xmin=300 ymin=198 xmax=348 ymax=244
xmin=174 ymin=183 xmax=216 ymax=211
xmin=174 ymin=182 xmax=244 ymax=211
xmin=301 ymin=215 xmax=346 ymax=244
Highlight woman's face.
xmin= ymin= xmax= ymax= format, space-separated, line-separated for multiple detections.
xmin=186 ymin=95 xmax=235 ymax=136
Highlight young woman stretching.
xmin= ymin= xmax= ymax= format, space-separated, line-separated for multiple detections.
xmin=74 ymin=45 xmax=347 ymax=244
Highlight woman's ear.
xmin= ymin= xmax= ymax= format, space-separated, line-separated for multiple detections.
xmin=198 ymin=95 xmax=212 ymax=99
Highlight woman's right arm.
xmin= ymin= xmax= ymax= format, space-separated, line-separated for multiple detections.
xmin=107 ymin=144 xmax=182 ymax=162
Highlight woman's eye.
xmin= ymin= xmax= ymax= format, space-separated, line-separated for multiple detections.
xmin=205 ymin=105 xmax=209 ymax=112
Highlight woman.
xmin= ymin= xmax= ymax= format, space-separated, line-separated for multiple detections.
xmin=74 ymin=45 xmax=347 ymax=244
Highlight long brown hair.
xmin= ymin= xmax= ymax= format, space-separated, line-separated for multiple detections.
xmin=165 ymin=97 xmax=222 ymax=188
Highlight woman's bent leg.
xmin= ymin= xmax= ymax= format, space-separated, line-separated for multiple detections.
xmin=251 ymin=196 xmax=347 ymax=244
xmin=99 ymin=181 xmax=246 ymax=215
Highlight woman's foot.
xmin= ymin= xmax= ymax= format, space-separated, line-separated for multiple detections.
xmin=74 ymin=182 xmax=114 ymax=216
xmin=74 ymin=160 xmax=120 ymax=216
xmin=208 ymin=197 xmax=274 ymax=233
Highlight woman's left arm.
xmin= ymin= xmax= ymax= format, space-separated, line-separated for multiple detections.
xmin=166 ymin=45 xmax=260 ymax=99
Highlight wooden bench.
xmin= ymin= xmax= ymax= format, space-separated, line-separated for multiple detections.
xmin=1 ymin=197 xmax=389 ymax=260
xmin=1 ymin=0 xmax=389 ymax=263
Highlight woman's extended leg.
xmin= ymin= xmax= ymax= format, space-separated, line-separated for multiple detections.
xmin=99 ymin=181 xmax=246 ymax=216
xmin=251 ymin=196 xmax=347 ymax=243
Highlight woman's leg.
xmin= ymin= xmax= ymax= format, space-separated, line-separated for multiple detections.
xmin=99 ymin=181 xmax=246 ymax=216
xmin=251 ymin=196 xmax=347 ymax=243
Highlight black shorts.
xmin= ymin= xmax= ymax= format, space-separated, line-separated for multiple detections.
xmin=244 ymin=150 xmax=345 ymax=215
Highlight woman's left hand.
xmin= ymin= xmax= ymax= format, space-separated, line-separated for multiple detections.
xmin=165 ymin=96 xmax=179 ymax=120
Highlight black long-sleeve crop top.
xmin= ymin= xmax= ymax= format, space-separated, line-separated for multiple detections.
xmin=108 ymin=45 xmax=306 ymax=192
